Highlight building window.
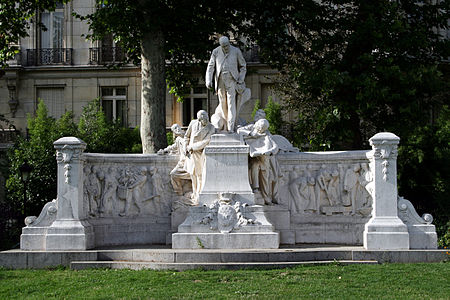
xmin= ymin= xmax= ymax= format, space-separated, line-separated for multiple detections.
xmin=40 ymin=3 xmax=64 ymax=49
xmin=182 ymin=86 xmax=208 ymax=126
xmin=101 ymin=87 xmax=127 ymax=127
xmin=32 ymin=2 xmax=71 ymax=65
xmin=37 ymin=87 xmax=65 ymax=119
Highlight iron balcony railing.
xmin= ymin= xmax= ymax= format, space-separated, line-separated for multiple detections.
xmin=0 ymin=128 xmax=19 ymax=145
xmin=25 ymin=48 xmax=73 ymax=66
xmin=89 ymin=47 xmax=126 ymax=64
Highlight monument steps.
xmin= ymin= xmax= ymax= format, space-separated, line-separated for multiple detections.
xmin=94 ymin=249 xmax=357 ymax=263
xmin=1 ymin=246 xmax=447 ymax=269
xmin=71 ymin=248 xmax=382 ymax=270
xmin=70 ymin=260 xmax=379 ymax=271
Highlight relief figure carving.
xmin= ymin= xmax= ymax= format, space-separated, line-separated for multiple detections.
xmin=343 ymin=164 xmax=360 ymax=215
xmin=118 ymin=167 xmax=147 ymax=217
xmin=288 ymin=162 xmax=372 ymax=216
xmin=101 ymin=167 xmax=119 ymax=215
xmin=84 ymin=165 xmax=101 ymax=217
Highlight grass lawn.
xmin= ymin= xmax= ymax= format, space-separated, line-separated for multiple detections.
xmin=0 ymin=263 xmax=449 ymax=299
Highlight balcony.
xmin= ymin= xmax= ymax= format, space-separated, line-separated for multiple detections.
xmin=25 ymin=48 xmax=73 ymax=66
xmin=0 ymin=128 xmax=19 ymax=147
xmin=89 ymin=47 xmax=126 ymax=65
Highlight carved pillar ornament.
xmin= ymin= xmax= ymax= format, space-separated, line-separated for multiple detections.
xmin=7 ymin=85 xmax=18 ymax=117
xmin=46 ymin=137 xmax=94 ymax=250
xmin=6 ymin=75 xmax=19 ymax=117
xmin=363 ymin=132 xmax=409 ymax=250
xmin=54 ymin=138 xmax=86 ymax=219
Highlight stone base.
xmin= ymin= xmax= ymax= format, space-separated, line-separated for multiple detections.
xmin=21 ymin=227 xmax=48 ymax=250
xmin=264 ymin=205 xmax=294 ymax=244
xmin=198 ymin=192 xmax=255 ymax=207
xmin=321 ymin=206 xmax=353 ymax=216
xmin=364 ymin=217 xmax=409 ymax=250
xmin=172 ymin=232 xmax=280 ymax=249
xmin=172 ymin=205 xmax=279 ymax=249
xmin=408 ymin=224 xmax=437 ymax=249
xmin=45 ymin=220 xmax=95 ymax=250
xmin=291 ymin=214 xmax=369 ymax=245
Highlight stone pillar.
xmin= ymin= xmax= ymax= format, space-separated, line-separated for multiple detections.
xmin=364 ymin=132 xmax=409 ymax=250
xmin=198 ymin=133 xmax=254 ymax=206
xmin=45 ymin=137 xmax=94 ymax=250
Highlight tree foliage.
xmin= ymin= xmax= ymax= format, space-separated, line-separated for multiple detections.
xmin=244 ymin=0 xmax=449 ymax=231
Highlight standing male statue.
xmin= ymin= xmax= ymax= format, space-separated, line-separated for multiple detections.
xmin=206 ymin=36 xmax=248 ymax=132
xmin=184 ymin=110 xmax=216 ymax=202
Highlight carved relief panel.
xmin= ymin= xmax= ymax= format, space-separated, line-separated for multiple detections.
xmin=283 ymin=161 xmax=373 ymax=216
xmin=83 ymin=163 xmax=175 ymax=218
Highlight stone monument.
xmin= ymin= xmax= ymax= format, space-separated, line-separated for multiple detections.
xmin=17 ymin=38 xmax=438 ymax=252
xmin=172 ymin=37 xmax=280 ymax=249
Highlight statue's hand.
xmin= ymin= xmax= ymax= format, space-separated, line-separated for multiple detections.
xmin=236 ymin=82 xmax=245 ymax=94
xmin=157 ymin=149 xmax=165 ymax=155
xmin=206 ymin=82 xmax=213 ymax=90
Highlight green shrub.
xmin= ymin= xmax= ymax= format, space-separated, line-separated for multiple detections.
xmin=437 ymin=221 xmax=450 ymax=249
xmin=251 ymin=99 xmax=261 ymax=120
xmin=78 ymin=98 xmax=112 ymax=153
xmin=78 ymin=98 xmax=141 ymax=153
xmin=264 ymin=97 xmax=283 ymax=135
xmin=166 ymin=131 xmax=174 ymax=146
xmin=250 ymin=97 xmax=285 ymax=136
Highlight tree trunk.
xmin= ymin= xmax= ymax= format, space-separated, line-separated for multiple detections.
xmin=140 ymin=30 xmax=167 ymax=153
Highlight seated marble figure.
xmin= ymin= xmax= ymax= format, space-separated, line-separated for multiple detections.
xmin=238 ymin=118 xmax=282 ymax=205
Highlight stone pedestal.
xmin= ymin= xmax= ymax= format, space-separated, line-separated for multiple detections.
xmin=45 ymin=137 xmax=94 ymax=250
xmin=20 ymin=200 xmax=58 ymax=250
xmin=364 ymin=133 xmax=409 ymax=250
xmin=198 ymin=134 xmax=254 ymax=205
xmin=172 ymin=134 xmax=279 ymax=249
xmin=172 ymin=205 xmax=279 ymax=249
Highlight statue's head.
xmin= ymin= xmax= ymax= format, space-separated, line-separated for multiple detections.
xmin=149 ymin=166 xmax=157 ymax=175
xmin=140 ymin=166 xmax=147 ymax=175
xmin=197 ymin=110 xmax=209 ymax=126
xmin=254 ymin=118 xmax=269 ymax=134
xmin=219 ymin=36 xmax=230 ymax=54
xmin=254 ymin=109 xmax=266 ymax=122
xmin=170 ymin=123 xmax=182 ymax=136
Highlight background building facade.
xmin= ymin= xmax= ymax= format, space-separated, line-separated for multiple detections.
xmin=0 ymin=0 xmax=281 ymax=135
